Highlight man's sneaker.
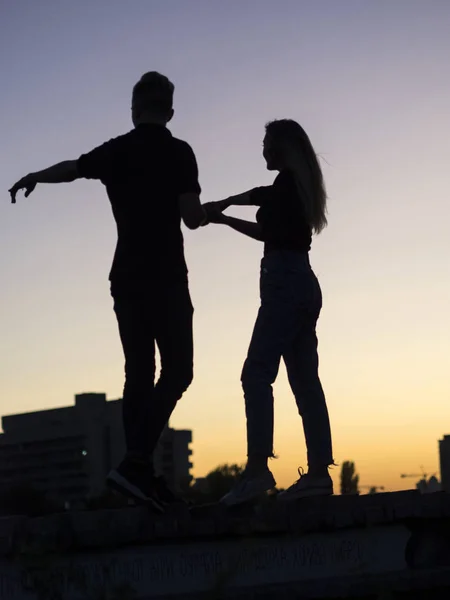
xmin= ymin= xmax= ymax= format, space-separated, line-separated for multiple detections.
xmin=106 ymin=457 xmax=165 ymax=513
xmin=278 ymin=467 xmax=333 ymax=501
xmin=220 ymin=469 xmax=276 ymax=507
xmin=153 ymin=476 xmax=186 ymax=508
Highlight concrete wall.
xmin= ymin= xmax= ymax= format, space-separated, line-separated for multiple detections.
xmin=1 ymin=490 xmax=450 ymax=598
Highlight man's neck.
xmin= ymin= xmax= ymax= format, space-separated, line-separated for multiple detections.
xmin=135 ymin=117 xmax=167 ymax=127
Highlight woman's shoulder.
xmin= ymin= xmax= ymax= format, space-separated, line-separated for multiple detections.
xmin=249 ymin=184 xmax=273 ymax=206
xmin=272 ymin=170 xmax=299 ymax=204
xmin=274 ymin=169 xmax=296 ymax=189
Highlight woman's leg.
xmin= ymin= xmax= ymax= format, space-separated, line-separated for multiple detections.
xmin=283 ymin=325 xmax=333 ymax=471
xmin=280 ymin=274 xmax=334 ymax=498
xmin=241 ymin=303 xmax=283 ymax=468
xmin=221 ymin=265 xmax=306 ymax=505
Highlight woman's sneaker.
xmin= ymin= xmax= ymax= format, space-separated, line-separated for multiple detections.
xmin=278 ymin=468 xmax=333 ymax=501
xmin=220 ymin=469 xmax=276 ymax=507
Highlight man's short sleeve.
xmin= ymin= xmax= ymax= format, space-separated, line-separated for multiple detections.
xmin=249 ymin=185 xmax=272 ymax=206
xmin=77 ymin=136 xmax=124 ymax=181
xmin=177 ymin=142 xmax=201 ymax=195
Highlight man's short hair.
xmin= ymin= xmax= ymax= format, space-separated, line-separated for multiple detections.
xmin=132 ymin=72 xmax=174 ymax=115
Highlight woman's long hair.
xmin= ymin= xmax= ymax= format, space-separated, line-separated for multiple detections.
xmin=265 ymin=119 xmax=328 ymax=234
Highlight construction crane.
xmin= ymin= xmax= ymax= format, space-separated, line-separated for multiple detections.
xmin=400 ymin=466 xmax=436 ymax=480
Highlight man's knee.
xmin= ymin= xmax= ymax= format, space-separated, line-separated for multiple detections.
xmin=124 ymin=363 xmax=154 ymax=390
xmin=178 ymin=367 xmax=193 ymax=394
xmin=160 ymin=364 xmax=193 ymax=398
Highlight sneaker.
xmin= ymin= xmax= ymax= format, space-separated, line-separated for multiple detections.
xmin=153 ymin=476 xmax=186 ymax=507
xmin=278 ymin=467 xmax=333 ymax=501
xmin=106 ymin=457 xmax=165 ymax=513
xmin=220 ymin=469 xmax=276 ymax=507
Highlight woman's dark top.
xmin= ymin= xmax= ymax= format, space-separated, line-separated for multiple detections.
xmin=249 ymin=169 xmax=312 ymax=255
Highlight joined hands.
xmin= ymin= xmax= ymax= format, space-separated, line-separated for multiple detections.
xmin=202 ymin=199 xmax=230 ymax=226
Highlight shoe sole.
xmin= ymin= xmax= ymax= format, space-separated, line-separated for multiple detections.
xmin=221 ymin=481 xmax=277 ymax=507
xmin=278 ymin=487 xmax=333 ymax=501
xmin=106 ymin=470 xmax=165 ymax=513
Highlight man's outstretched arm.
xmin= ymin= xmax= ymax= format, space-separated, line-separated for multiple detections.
xmin=9 ymin=160 xmax=80 ymax=203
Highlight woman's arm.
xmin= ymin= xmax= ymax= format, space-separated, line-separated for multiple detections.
xmin=202 ymin=190 xmax=261 ymax=224
xmin=218 ymin=191 xmax=253 ymax=209
xmin=212 ymin=185 xmax=272 ymax=211
xmin=202 ymin=186 xmax=271 ymax=236
xmin=217 ymin=214 xmax=263 ymax=241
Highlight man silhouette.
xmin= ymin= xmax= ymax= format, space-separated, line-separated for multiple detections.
xmin=9 ymin=72 xmax=206 ymax=511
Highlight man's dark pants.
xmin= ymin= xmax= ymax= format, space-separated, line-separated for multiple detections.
xmin=111 ymin=278 xmax=194 ymax=461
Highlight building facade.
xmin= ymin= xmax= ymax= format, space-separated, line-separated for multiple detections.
xmin=0 ymin=393 xmax=193 ymax=505
xmin=439 ymin=434 xmax=450 ymax=493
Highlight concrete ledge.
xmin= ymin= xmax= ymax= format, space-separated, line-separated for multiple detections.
xmin=0 ymin=491 xmax=449 ymax=599
xmin=1 ymin=490 xmax=445 ymax=556
xmin=1 ymin=524 xmax=411 ymax=599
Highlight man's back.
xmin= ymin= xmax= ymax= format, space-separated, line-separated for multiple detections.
xmin=77 ymin=123 xmax=201 ymax=282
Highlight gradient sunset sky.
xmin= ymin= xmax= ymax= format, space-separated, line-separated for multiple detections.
xmin=1 ymin=0 xmax=450 ymax=492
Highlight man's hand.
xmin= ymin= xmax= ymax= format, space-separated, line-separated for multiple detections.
xmin=203 ymin=201 xmax=227 ymax=225
xmin=9 ymin=174 xmax=38 ymax=204
xmin=9 ymin=161 xmax=80 ymax=204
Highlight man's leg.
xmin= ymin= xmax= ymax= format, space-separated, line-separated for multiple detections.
xmin=147 ymin=281 xmax=194 ymax=454
xmin=113 ymin=284 xmax=156 ymax=459
xmin=107 ymin=283 xmax=165 ymax=509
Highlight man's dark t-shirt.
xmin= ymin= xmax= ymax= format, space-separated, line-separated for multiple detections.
xmin=77 ymin=124 xmax=201 ymax=283
xmin=249 ymin=170 xmax=312 ymax=255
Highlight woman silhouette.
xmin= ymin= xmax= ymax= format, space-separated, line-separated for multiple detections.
xmin=204 ymin=119 xmax=334 ymax=505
